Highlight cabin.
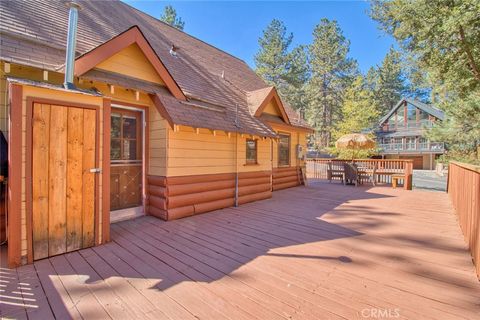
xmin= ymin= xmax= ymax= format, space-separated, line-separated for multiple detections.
xmin=375 ymin=98 xmax=445 ymax=169
xmin=0 ymin=0 xmax=312 ymax=267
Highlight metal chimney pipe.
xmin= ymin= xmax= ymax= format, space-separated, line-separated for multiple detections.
xmin=64 ymin=1 xmax=81 ymax=89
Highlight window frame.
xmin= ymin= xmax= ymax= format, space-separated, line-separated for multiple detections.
xmin=245 ymin=138 xmax=258 ymax=165
xmin=277 ymin=133 xmax=291 ymax=167
xmin=110 ymin=108 xmax=142 ymax=163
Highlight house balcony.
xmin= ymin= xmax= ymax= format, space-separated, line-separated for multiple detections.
xmin=378 ymin=142 xmax=445 ymax=154
xmin=378 ymin=120 xmax=434 ymax=133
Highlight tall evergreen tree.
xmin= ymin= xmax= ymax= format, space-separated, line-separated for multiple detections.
xmin=371 ymin=0 xmax=480 ymax=162
xmin=160 ymin=5 xmax=185 ymax=30
xmin=306 ymin=18 xmax=358 ymax=149
xmin=372 ymin=47 xmax=407 ymax=115
xmin=254 ymin=20 xmax=309 ymax=111
xmin=333 ymin=75 xmax=380 ymax=158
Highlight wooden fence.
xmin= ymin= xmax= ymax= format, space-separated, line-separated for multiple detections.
xmin=447 ymin=161 xmax=480 ymax=279
xmin=306 ymin=158 xmax=413 ymax=190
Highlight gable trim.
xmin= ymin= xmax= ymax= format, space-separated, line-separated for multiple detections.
xmin=379 ymin=98 xmax=444 ymax=125
xmin=151 ymin=93 xmax=175 ymax=129
xmin=75 ymin=26 xmax=186 ymax=101
xmin=254 ymin=88 xmax=290 ymax=125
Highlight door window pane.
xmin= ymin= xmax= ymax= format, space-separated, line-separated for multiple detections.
xmin=111 ymin=139 xmax=121 ymax=160
xmin=111 ymin=114 xmax=121 ymax=138
xmin=123 ymin=116 xmax=137 ymax=139
xmin=123 ymin=140 xmax=137 ymax=160
xmin=111 ymin=110 xmax=141 ymax=161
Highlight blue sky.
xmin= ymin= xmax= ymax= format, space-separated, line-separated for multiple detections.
xmin=123 ymin=1 xmax=395 ymax=73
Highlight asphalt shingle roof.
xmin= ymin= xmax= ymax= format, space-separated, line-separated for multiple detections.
xmin=0 ymin=0 xmax=311 ymax=135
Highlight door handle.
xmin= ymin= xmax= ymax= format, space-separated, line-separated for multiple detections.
xmin=89 ymin=168 xmax=102 ymax=173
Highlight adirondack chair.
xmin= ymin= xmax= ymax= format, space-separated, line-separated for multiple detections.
xmin=327 ymin=161 xmax=345 ymax=184
xmin=344 ymin=162 xmax=360 ymax=186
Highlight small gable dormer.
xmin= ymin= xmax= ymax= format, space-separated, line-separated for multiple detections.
xmin=247 ymin=87 xmax=290 ymax=125
xmin=74 ymin=26 xmax=186 ymax=100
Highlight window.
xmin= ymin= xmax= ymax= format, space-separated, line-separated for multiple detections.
xmin=407 ymin=103 xmax=417 ymax=121
xmin=246 ymin=139 xmax=257 ymax=164
xmin=419 ymin=137 xmax=428 ymax=150
xmin=111 ymin=111 xmax=142 ymax=161
xmin=418 ymin=109 xmax=429 ymax=121
xmin=406 ymin=137 xmax=416 ymax=150
xmin=388 ymin=116 xmax=395 ymax=129
xmin=396 ymin=110 xmax=405 ymax=127
xmin=278 ymin=134 xmax=290 ymax=166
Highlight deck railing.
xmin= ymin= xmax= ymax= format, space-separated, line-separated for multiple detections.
xmin=447 ymin=161 xmax=480 ymax=279
xmin=306 ymin=158 xmax=413 ymax=189
xmin=379 ymin=120 xmax=434 ymax=133
xmin=378 ymin=142 xmax=445 ymax=153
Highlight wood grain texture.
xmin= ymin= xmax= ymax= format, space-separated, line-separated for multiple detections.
xmin=147 ymin=171 xmax=273 ymax=220
xmin=6 ymin=182 xmax=480 ymax=319
xmin=7 ymin=83 xmax=22 ymax=267
xmin=448 ymin=162 xmax=480 ymax=279
xmin=66 ymin=107 xmax=84 ymax=252
xmin=48 ymin=105 xmax=68 ymax=256
xmin=30 ymin=104 xmax=98 ymax=260
xmin=102 ymin=99 xmax=111 ymax=243
xmin=32 ymin=103 xmax=50 ymax=260
xmin=82 ymin=108 xmax=96 ymax=248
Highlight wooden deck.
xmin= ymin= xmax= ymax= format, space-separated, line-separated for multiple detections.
xmin=2 ymin=181 xmax=480 ymax=319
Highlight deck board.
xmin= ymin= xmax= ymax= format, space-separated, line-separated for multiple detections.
xmin=2 ymin=181 xmax=480 ymax=319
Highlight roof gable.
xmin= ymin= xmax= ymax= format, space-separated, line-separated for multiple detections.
xmin=247 ymin=87 xmax=290 ymax=124
xmin=0 ymin=0 xmax=313 ymax=133
xmin=379 ymin=98 xmax=445 ymax=125
xmin=95 ymin=43 xmax=165 ymax=85
xmin=74 ymin=26 xmax=186 ymax=100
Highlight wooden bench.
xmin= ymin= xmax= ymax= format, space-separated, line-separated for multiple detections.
xmin=392 ymin=174 xmax=404 ymax=188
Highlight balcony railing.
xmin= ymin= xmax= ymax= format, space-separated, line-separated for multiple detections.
xmin=379 ymin=120 xmax=434 ymax=133
xmin=378 ymin=142 xmax=445 ymax=153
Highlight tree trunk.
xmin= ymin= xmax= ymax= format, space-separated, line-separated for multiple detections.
xmin=459 ymin=25 xmax=480 ymax=83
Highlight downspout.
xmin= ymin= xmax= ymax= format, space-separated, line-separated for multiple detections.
xmin=234 ymin=103 xmax=240 ymax=207
xmin=270 ymin=137 xmax=273 ymax=191
xmin=64 ymin=1 xmax=81 ymax=89
xmin=234 ymin=132 xmax=239 ymax=207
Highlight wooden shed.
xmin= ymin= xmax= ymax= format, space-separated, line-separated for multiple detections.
xmin=0 ymin=0 xmax=313 ymax=267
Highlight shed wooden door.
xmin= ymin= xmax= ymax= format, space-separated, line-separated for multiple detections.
xmin=32 ymin=103 xmax=97 ymax=260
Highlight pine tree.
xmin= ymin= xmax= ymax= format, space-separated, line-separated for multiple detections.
xmin=306 ymin=18 xmax=358 ymax=149
xmin=254 ymin=20 xmax=309 ymax=111
xmin=371 ymin=0 xmax=480 ymax=162
xmin=334 ymin=76 xmax=379 ymax=139
xmin=372 ymin=47 xmax=407 ymax=115
xmin=333 ymin=76 xmax=380 ymax=159
xmin=160 ymin=5 xmax=185 ymax=30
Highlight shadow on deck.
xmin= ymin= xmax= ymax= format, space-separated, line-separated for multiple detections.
xmin=2 ymin=181 xmax=480 ymax=319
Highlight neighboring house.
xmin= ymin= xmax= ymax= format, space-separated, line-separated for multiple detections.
xmin=375 ymin=98 xmax=445 ymax=169
xmin=0 ymin=0 xmax=312 ymax=267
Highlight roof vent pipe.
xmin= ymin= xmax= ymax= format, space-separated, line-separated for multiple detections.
xmin=64 ymin=1 xmax=81 ymax=89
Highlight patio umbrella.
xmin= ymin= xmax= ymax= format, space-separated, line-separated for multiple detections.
xmin=335 ymin=133 xmax=376 ymax=160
